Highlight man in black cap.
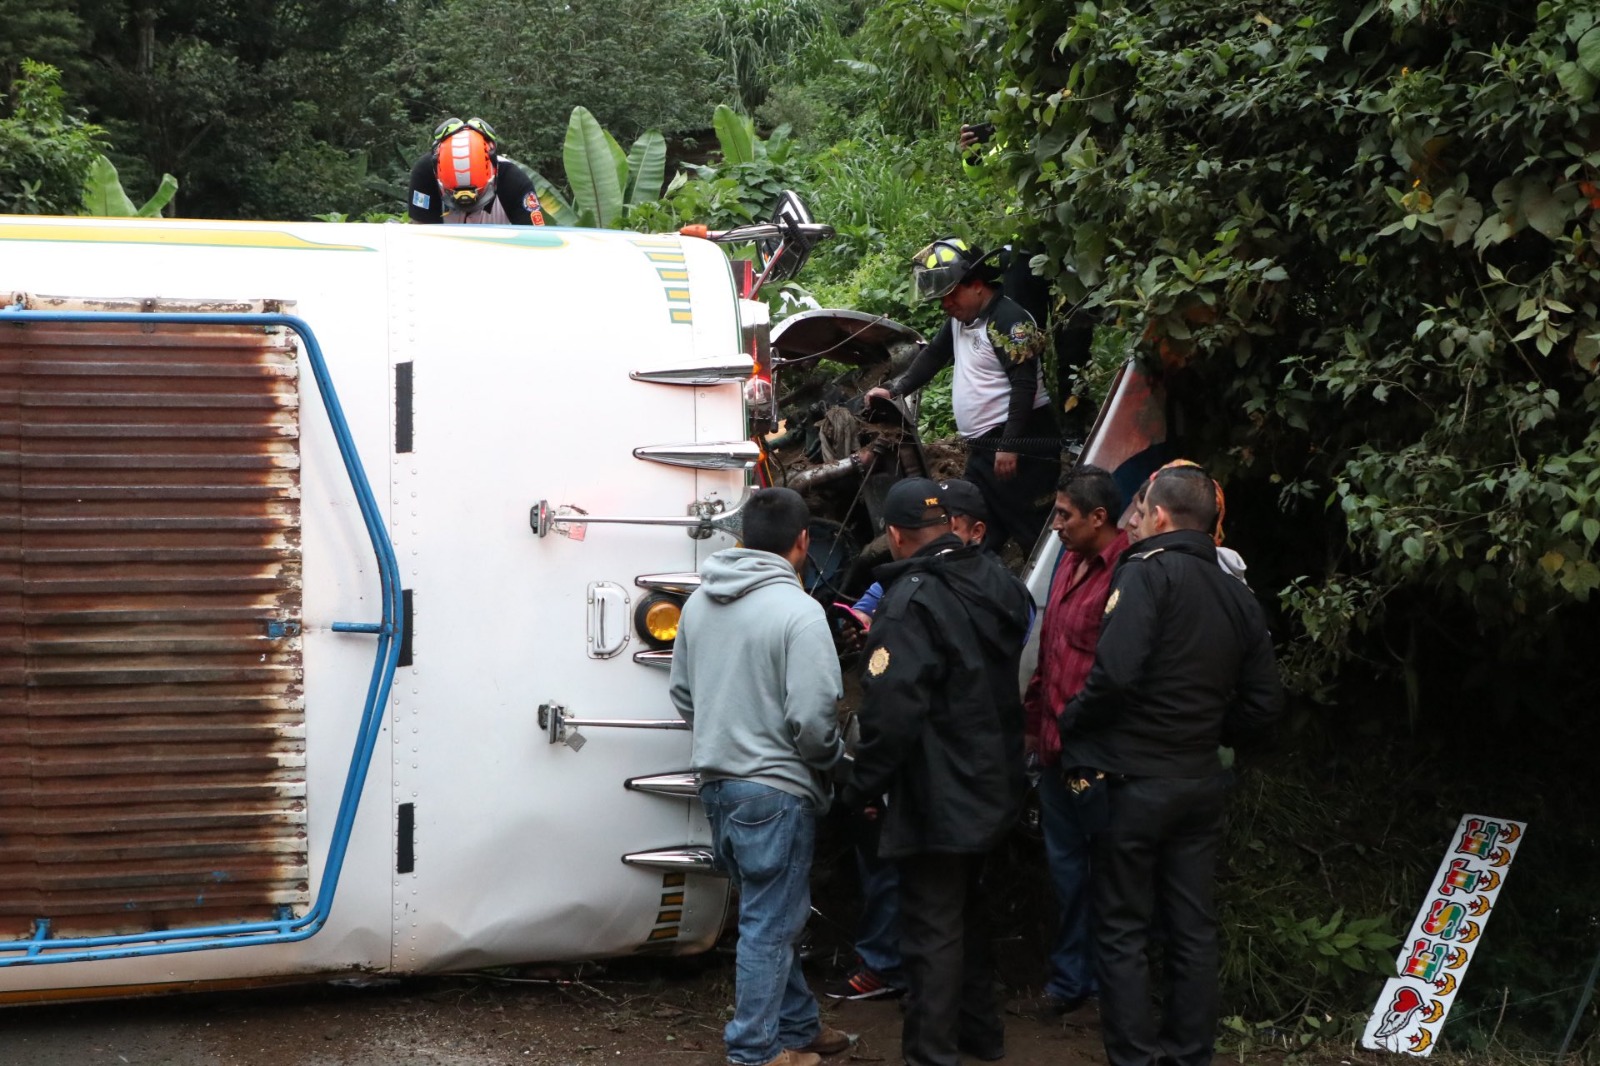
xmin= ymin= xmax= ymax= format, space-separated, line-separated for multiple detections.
xmin=937 ymin=477 xmax=990 ymax=546
xmin=845 ymin=478 xmax=1034 ymax=1066
xmin=848 ymin=478 xmax=991 ymax=620
xmin=828 ymin=477 xmax=992 ymax=1003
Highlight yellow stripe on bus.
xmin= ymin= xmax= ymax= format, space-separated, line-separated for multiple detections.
xmin=0 ymin=223 xmax=373 ymax=252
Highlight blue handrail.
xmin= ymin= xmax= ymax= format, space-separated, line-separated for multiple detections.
xmin=0 ymin=309 xmax=403 ymax=966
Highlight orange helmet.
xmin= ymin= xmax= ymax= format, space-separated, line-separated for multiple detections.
xmin=434 ymin=127 xmax=497 ymax=213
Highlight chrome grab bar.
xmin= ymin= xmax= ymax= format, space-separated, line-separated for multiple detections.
xmin=531 ymin=492 xmax=746 ymax=542
xmin=538 ymin=701 xmax=689 ymax=750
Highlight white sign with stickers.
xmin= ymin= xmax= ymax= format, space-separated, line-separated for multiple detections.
xmin=1361 ymin=813 xmax=1527 ymax=1056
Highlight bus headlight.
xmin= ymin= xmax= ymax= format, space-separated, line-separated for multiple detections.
xmin=634 ymin=593 xmax=684 ymax=648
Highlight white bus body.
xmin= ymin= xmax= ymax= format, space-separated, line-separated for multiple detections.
xmin=0 ymin=217 xmax=750 ymax=1002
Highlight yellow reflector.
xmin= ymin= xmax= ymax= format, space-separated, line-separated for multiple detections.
xmin=644 ymin=599 xmax=681 ymax=642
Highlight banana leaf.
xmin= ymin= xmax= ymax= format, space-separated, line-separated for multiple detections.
xmin=563 ymin=106 xmax=625 ymax=228
xmin=765 ymin=124 xmax=794 ymax=165
xmin=605 ymin=126 xmax=629 ymax=209
xmin=625 ymin=130 xmax=667 ymax=205
xmin=80 ymin=155 xmax=138 ymax=216
xmin=712 ymin=104 xmax=756 ymax=166
xmin=81 ymin=155 xmax=178 ymax=217
xmin=135 ymin=173 xmax=179 ymax=217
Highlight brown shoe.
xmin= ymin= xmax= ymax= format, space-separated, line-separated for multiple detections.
xmin=762 ymin=1051 xmax=822 ymax=1066
xmin=795 ymin=1026 xmax=857 ymax=1056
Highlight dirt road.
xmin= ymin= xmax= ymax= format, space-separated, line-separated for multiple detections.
xmin=0 ymin=960 xmax=1111 ymax=1066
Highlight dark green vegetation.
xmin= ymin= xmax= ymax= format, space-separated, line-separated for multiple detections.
xmin=7 ymin=0 xmax=1600 ymax=1056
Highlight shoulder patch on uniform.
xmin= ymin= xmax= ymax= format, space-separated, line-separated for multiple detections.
xmin=986 ymin=312 xmax=1046 ymax=364
xmin=412 ymin=190 xmax=431 ymax=209
xmin=1104 ymin=588 xmax=1120 ymax=615
xmin=868 ymin=646 xmax=890 ymax=677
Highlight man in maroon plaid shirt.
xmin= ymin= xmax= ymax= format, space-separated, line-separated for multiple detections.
xmin=1021 ymin=464 xmax=1127 ymax=1014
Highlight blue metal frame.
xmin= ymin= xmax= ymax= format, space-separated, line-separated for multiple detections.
xmin=0 ymin=309 xmax=403 ymax=966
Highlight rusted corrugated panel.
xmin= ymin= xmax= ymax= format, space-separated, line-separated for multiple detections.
xmin=0 ymin=305 xmax=307 ymax=938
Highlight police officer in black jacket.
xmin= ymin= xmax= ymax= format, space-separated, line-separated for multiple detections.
xmin=845 ymin=478 xmax=1033 ymax=1066
xmin=1058 ymin=465 xmax=1283 ymax=1066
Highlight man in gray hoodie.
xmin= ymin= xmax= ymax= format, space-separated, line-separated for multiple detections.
xmin=670 ymin=487 xmax=851 ymax=1066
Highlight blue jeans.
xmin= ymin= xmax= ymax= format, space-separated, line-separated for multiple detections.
xmin=1039 ymin=767 xmax=1097 ymax=1001
xmin=701 ymin=779 xmax=822 ymax=1065
xmin=853 ymin=842 xmax=905 ymax=983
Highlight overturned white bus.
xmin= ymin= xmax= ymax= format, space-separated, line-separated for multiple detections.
xmin=0 ymin=216 xmax=776 ymax=1002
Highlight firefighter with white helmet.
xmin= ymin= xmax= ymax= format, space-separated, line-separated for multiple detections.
xmin=865 ymin=237 xmax=1060 ymax=555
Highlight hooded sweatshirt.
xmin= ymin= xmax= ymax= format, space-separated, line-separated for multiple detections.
xmin=669 ymin=548 xmax=845 ymax=809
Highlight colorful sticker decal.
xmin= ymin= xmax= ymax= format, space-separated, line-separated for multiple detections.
xmin=0 ymin=221 xmax=373 ymax=252
xmin=626 ymin=236 xmax=693 ymax=325
xmin=1361 ymin=813 xmax=1526 ymax=1056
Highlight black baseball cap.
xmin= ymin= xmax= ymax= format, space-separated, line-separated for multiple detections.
xmin=936 ymin=478 xmax=988 ymax=522
xmin=881 ymin=477 xmax=950 ymax=530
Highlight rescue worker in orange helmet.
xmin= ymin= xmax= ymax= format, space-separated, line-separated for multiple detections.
xmin=406 ymin=117 xmax=545 ymax=225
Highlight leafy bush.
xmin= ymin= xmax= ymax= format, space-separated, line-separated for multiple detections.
xmin=1211 ymin=750 xmax=1419 ymax=1044
xmin=805 ymin=136 xmax=991 ymax=317
xmin=240 ymin=133 xmax=379 ymax=222
xmin=628 ymin=105 xmax=809 ymax=234
xmin=0 ymin=60 xmax=103 ymax=216
xmin=988 ymin=1 xmax=1600 ymax=687
xmin=916 ymin=369 xmax=957 ymax=439
xmin=409 ymin=0 xmax=730 ymax=182
xmin=852 ymin=0 xmax=1006 ymax=135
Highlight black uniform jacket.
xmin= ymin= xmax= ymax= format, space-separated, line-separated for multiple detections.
xmin=1058 ymin=528 xmax=1283 ymax=778
xmin=846 ymin=534 xmax=1033 ymax=858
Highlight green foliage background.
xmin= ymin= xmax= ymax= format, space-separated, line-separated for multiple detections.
xmin=9 ymin=0 xmax=1600 ymax=1054
xmin=991 ymin=0 xmax=1600 ymax=665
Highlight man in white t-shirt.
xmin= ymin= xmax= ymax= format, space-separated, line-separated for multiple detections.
xmin=866 ymin=238 xmax=1060 ymax=554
